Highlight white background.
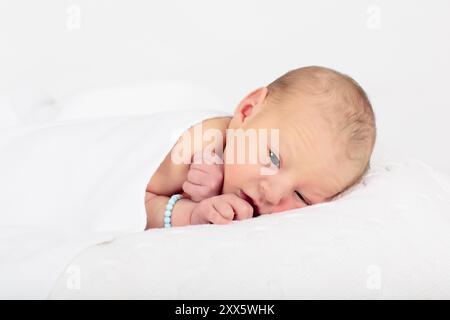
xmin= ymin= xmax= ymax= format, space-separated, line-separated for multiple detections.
xmin=1 ymin=0 xmax=449 ymax=174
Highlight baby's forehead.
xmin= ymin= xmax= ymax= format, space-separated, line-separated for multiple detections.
xmin=269 ymin=90 xmax=334 ymax=115
xmin=263 ymin=105 xmax=336 ymax=138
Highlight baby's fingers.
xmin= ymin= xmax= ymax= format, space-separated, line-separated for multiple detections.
xmin=182 ymin=181 xmax=209 ymax=202
xmin=222 ymin=194 xmax=253 ymax=220
xmin=212 ymin=200 xmax=234 ymax=221
xmin=207 ymin=205 xmax=232 ymax=225
xmin=187 ymin=168 xmax=209 ymax=186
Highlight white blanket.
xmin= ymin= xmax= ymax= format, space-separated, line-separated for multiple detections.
xmin=0 ymin=109 xmax=230 ymax=299
xmin=49 ymin=158 xmax=450 ymax=299
xmin=2 ymin=106 xmax=450 ymax=299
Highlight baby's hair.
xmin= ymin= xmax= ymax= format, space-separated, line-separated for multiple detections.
xmin=266 ymin=65 xmax=377 ymax=190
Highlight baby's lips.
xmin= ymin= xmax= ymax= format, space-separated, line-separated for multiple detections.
xmin=252 ymin=208 xmax=260 ymax=218
xmin=241 ymin=200 xmax=254 ymax=219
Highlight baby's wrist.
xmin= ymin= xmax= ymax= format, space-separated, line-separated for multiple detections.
xmin=170 ymin=198 xmax=197 ymax=227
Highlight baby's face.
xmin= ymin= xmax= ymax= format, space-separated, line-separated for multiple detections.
xmin=222 ymin=90 xmax=358 ymax=216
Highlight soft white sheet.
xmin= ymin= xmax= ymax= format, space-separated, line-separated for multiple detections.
xmin=0 ymin=108 xmax=230 ymax=299
xmin=56 ymin=81 xmax=228 ymax=121
xmin=2 ymin=84 xmax=450 ymax=299
xmin=49 ymin=157 xmax=450 ymax=299
xmin=0 ymin=88 xmax=58 ymax=128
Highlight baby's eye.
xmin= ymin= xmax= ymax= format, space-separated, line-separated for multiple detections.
xmin=269 ymin=149 xmax=280 ymax=168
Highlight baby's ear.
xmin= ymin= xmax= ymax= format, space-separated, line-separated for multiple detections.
xmin=235 ymin=86 xmax=268 ymax=123
xmin=241 ymin=104 xmax=254 ymax=119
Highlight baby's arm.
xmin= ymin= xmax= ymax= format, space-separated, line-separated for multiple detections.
xmin=145 ymin=125 xmax=199 ymax=229
xmin=145 ymin=117 xmax=252 ymax=229
xmin=145 ymin=191 xmax=196 ymax=229
xmin=145 ymin=118 xmax=224 ymax=229
xmin=145 ymin=192 xmax=252 ymax=229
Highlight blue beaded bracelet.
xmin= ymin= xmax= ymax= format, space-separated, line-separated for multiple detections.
xmin=164 ymin=194 xmax=183 ymax=228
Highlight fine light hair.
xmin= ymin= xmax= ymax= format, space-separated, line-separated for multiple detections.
xmin=265 ymin=65 xmax=376 ymax=190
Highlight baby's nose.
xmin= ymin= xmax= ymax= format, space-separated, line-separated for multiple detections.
xmin=260 ymin=180 xmax=284 ymax=206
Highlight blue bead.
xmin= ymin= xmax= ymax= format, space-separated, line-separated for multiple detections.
xmin=163 ymin=194 xmax=183 ymax=228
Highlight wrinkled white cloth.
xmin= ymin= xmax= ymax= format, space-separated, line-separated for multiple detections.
xmin=0 ymin=109 xmax=230 ymax=299
xmin=49 ymin=158 xmax=450 ymax=299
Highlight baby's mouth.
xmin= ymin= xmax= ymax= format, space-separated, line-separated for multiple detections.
xmin=238 ymin=189 xmax=260 ymax=217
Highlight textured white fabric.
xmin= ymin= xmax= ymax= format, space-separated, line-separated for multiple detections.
xmin=56 ymin=82 xmax=228 ymax=121
xmin=0 ymin=88 xmax=58 ymax=128
xmin=0 ymin=109 xmax=230 ymax=299
xmin=48 ymin=157 xmax=450 ymax=299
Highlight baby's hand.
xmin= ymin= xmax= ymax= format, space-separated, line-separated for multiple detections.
xmin=182 ymin=151 xmax=224 ymax=202
xmin=190 ymin=194 xmax=254 ymax=225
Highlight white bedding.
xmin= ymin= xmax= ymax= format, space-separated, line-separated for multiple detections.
xmin=47 ymin=157 xmax=450 ymax=299
xmin=0 ymin=108 xmax=230 ymax=299
xmin=2 ymin=84 xmax=450 ymax=299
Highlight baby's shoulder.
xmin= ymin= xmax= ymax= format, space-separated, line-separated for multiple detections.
xmin=146 ymin=116 xmax=231 ymax=196
xmin=180 ymin=116 xmax=231 ymax=152
xmin=200 ymin=116 xmax=232 ymax=142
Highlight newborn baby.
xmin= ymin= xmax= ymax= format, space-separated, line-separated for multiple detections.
xmin=145 ymin=66 xmax=376 ymax=229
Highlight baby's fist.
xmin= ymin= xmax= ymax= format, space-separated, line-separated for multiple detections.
xmin=190 ymin=194 xmax=254 ymax=225
xmin=182 ymin=151 xmax=224 ymax=202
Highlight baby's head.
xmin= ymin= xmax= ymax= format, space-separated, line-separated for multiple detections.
xmin=222 ymin=66 xmax=376 ymax=215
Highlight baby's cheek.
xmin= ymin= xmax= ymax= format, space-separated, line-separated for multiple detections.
xmin=270 ymin=198 xmax=303 ymax=213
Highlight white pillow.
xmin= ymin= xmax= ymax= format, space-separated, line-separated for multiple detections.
xmin=0 ymin=92 xmax=18 ymax=128
xmin=57 ymin=81 xmax=229 ymax=121
xmin=49 ymin=154 xmax=450 ymax=299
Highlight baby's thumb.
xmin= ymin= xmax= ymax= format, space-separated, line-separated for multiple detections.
xmin=192 ymin=150 xmax=204 ymax=164
xmin=203 ymin=151 xmax=223 ymax=165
